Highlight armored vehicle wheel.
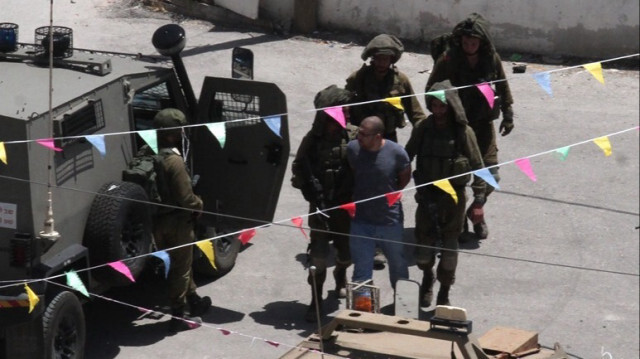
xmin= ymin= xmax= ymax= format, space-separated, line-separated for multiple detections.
xmin=193 ymin=229 xmax=241 ymax=278
xmin=83 ymin=181 xmax=152 ymax=286
xmin=43 ymin=291 xmax=85 ymax=359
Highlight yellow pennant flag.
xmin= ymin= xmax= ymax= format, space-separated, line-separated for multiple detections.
xmin=0 ymin=142 xmax=7 ymax=165
xmin=433 ymin=179 xmax=458 ymax=204
xmin=24 ymin=284 xmax=39 ymax=313
xmin=593 ymin=136 xmax=612 ymax=156
xmin=583 ymin=62 xmax=604 ymax=84
xmin=384 ymin=97 xmax=404 ymax=110
xmin=196 ymin=240 xmax=217 ymax=270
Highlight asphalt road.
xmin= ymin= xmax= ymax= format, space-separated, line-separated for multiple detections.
xmin=5 ymin=1 xmax=639 ymax=358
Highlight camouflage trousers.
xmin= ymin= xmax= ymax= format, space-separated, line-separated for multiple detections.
xmin=154 ymin=213 xmax=197 ymax=310
xmin=307 ymin=204 xmax=352 ymax=284
xmin=414 ymin=188 xmax=467 ymax=286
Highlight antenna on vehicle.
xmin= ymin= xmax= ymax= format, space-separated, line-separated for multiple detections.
xmin=39 ymin=0 xmax=60 ymax=248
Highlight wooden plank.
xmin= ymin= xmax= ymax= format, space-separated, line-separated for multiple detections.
xmin=478 ymin=326 xmax=539 ymax=355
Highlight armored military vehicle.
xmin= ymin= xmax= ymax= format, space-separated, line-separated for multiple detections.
xmin=0 ymin=23 xmax=289 ymax=358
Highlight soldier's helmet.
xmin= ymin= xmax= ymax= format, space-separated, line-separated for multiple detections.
xmin=361 ymin=34 xmax=404 ymax=63
xmin=153 ymin=108 xmax=187 ymax=129
xmin=314 ymin=85 xmax=352 ymax=109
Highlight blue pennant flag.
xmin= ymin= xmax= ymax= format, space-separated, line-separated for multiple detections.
xmin=85 ymin=135 xmax=106 ymax=157
xmin=473 ymin=168 xmax=500 ymax=190
xmin=151 ymin=251 xmax=170 ymax=278
xmin=264 ymin=116 xmax=282 ymax=138
xmin=532 ymin=72 xmax=552 ymax=96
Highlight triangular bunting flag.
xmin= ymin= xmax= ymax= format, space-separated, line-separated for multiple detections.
xmin=473 ymin=168 xmax=500 ymax=190
xmin=85 ymin=134 xmax=106 ymax=157
xmin=583 ymin=62 xmax=604 ymax=84
xmin=108 ymin=261 xmax=136 ymax=283
xmin=66 ymin=270 xmax=90 ymax=297
xmin=532 ymin=72 xmax=552 ymax=96
xmin=385 ymin=192 xmax=402 ymax=206
xmin=514 ymin=158 xmax=537 ymax=182
xmin=264 ymin=116 xmax=282 ymax=138
xmin=291 ymin=216 xmax=308 ymax=239
xmin=0 ymin=142 xmax=7 ymax=165
xmin=238 ymin=229 xmax=256 ymax=245
xmin=384 ymin=97 xmax=404 ymax=110
xmin=24 ymin=284 xmax=39 ymax=313
xmin=433 ymin=179 xmax=458 ymax=204
xmin=265 ymin=340 xmax=280 ymax=348
xmin=196 ymin=240 xmax=217 ymax=270
xmin=426 ymin=90 xmax=447 ymax=104
xmin=220 ymin=329 xmax=231 ymax=335
xmin=476 ymin=82 xmax=495 ymax=109
xmin=323 ymin=107 xmax=346 ymax=128
xmin=593 ymin=136 xmax=612 ymax=156
xmin=339 ymin=202 xmax=356 ymax=218
xmin=555 ymin=146 xmax=570 ymax=161
xmin=205 ymin=122 xmax=227 ymax=148
xmin=36 ymin=138 xmax=63 ymax=152
xmin=138 ymin=130 xmax=158 ymax=154
xmin=151 ymin=251 xmax=170 ymax=278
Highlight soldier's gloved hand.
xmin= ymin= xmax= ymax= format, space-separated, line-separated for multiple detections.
xmin=499 ymin=108 xmax=514 ymax=136
xmin=466 ymin=198 xmax=485 ymax=225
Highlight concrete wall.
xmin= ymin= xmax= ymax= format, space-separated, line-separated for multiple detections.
xmin=258 ymin=0 xmax=639 ymax=59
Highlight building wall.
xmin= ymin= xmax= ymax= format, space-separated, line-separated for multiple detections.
xmin=259 ymin=0 xmax=639 ymax=58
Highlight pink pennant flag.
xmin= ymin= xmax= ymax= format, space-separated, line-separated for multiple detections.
xmin=291 ymin=216 xmax=308 ymax=239
xmin=339 ymin=202 xmax=356 ymax=218
xmin=238 ymin=229 xmax=256 ymax=245
xmin=385 ymin=192 xmax=403 ymax=206
xmin=476 ymin=82 xmax=495 ymax=109
xmin=514 ymin=158 xmax=537 ymax=182
xmin=323 ymin=107 xmax=346 ymax=128
xmin=108 ymin=261 xmax=136 ymax=282
xmin=265 ymin=340 xmax=280 ymax=348
xmin=36 ymin=139 xmax=63 ymax=152
xmin=219 ymin=329 xmax=231 ymax=335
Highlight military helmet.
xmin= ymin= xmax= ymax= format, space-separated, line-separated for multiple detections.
xmin=313 ymin=85 xmax=352 ymax=109
xmin=361 ymin=34 xmax=404 ymax=63
xmin=153 ymin=108 xmax=187 ymax=128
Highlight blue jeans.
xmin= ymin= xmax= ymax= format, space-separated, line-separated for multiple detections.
xmin=349 ymin=220 xmax=409 ymax=288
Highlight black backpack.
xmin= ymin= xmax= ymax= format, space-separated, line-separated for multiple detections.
xmin=122 ymin=149 xmax=172 ymax=209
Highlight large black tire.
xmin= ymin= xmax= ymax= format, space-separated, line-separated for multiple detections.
xmin=193 ymin=228 xmax=241 ymax=278
xmin=43 ymin=291 xmax=85 ymax=359
xmin=83 ymin=181 xmax=152 ymax=286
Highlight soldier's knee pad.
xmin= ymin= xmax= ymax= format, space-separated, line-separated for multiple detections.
xmin=416 ymin=259 xmax=435 ymax=271
xmin=439 ymin=252 xmax=458 ymax=272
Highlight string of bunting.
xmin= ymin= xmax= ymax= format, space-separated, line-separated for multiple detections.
xmin=0 ymin=53 xmax=637 ymax=163
xmin=25 ymin=281 xmax=346 ymax=359
xmin=0 ymin=123 xmax=637 ymax=292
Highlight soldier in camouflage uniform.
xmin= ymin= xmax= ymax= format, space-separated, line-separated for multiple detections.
xmin=291 ymin=86 xmax=356 ymax=322
xmin=346 ymin=34 xmax=427 ymax=143
xmin=151 ymin=108 xmax=211 ymax=332
xmin=426 ymin=13 xmax=514 ymax=240
xmin=405 ymin=81 xmax=486 ymax=307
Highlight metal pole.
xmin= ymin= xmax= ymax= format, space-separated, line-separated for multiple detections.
xmin=309 ymin=266 xmax=324 ymax=357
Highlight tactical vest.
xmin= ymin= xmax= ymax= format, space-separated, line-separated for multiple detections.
xmin=414 ymin=125 xmax=470 ymax=187
xmin=309 ymin=132 xmax=354 ymax=204
xmin=350 ymin=65 xmax=406 ymax=134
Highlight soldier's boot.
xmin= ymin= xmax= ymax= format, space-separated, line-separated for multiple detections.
xmin=458 ymin=220 xmax=475 ymax=243
xmin=419 ymin=270 xmax=434 ymax=308
xmin=187 ymin=292 xmax=212 ymax=317
xmin=436 ymin=284 xmax=451 ymax=306
xmin=474 ymin=220 xmax=489 ymax=240
xmin=169 ymin=307 xmax=202 ymax=332
xmin=333 ymin=266 xmax=348 ymax=299
xmin=373 ymin=247 xmax=387 ymax=269
xmin=305 ymin=281 xmax=324 ymax=322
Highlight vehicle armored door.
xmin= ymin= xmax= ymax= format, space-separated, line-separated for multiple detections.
xmin=192 ymin=77 xmax=289 ymax=231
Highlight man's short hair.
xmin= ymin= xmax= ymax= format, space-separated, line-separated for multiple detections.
xmin=361 ymin=116 xmax=385 ymax=135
